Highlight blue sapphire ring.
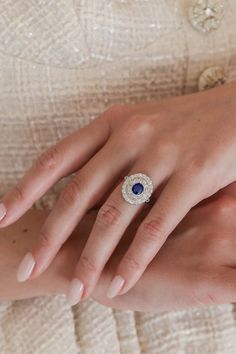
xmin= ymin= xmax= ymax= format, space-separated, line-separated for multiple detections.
xmin=121 ymin=173 xmax=154 ymax=205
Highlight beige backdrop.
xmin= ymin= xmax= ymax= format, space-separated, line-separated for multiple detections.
xmin=0 ymin=1 xmax=236 ymax=353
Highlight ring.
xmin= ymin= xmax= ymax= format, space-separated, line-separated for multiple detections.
xmin=121 ymin=173 xmax=154 ymax=205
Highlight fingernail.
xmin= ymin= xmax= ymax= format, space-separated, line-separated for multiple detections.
xmin=17 ymin=252 xmax=36 ymax=282
xmin=0 ymin=203 xmax=6 ymax=221
xmin=107 ymin=275 xmax=125 ymax=298
xmin=67 ymin=278 xmax=84 ymax=306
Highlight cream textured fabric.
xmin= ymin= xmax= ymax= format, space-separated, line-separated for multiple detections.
xmin=1 ymin=0 xmax=236 ymax=353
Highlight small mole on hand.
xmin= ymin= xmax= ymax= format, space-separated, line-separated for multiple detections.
xmin=12 ymin=239 xmax=16 ymax=244
xmin=23 ymin=228 xmax=28 ymax=233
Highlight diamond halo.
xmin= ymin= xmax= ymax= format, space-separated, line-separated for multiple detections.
xmin=121 ymin=173 xmax=154 ymax=205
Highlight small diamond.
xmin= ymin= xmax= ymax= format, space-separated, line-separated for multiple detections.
xmin=205 ymin=7 xmax=213 ymax=16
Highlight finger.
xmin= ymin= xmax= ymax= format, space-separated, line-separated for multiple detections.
xmin=108 ymin=168 xmax=209 ymax=297
xmin=16 ymin=136 xmax=136 ymax=283
xmin=0 ymin=115 xmax=110 ymax=227
xmin=66 ymin=154 xmax=174 ymax=306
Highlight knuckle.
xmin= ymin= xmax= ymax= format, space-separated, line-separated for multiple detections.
xmin=153 ymin=139 xmax=176 ymax=157
xmin=129 ymin=114 xmax=152 ymax=132
xmin=123 ymin=253 xmax=141 ymax=272
xmin=181 ymin=158 xmax=210 ymax=183
xmin=79 ymin=254 xmax=97 ymax=275
xmin=59 ymin=179 xmax=81 ymax=208
xmin=188 ymin=156 xmax=209 ymax=173
xmin=113 ymin=113 xmax=159 ymax=155
xmin=205 ymin=230 xmax=232 ymax=251
xmin=104 ymin=104 xmax=127 ymax=130
xmin=176 ymin=159 xmax=213 ymax=198
xmin=97 ymin=203 xmax=122 ymax=228
xmin=202 ymin=231 xmax=220 ymax=252
xmin=106 ymin=104 xmax=126 ymax=117
xmin=120 ymin=114 xmax=148 ymax=142
xmin=35 ymin=145 xmax=62 ymax=172
xmin=139 ymin=217 xmax=165 ymax=243
xmin=212 ymin=195 xmax=236 ymax=219
xmin=215 ymin=230 xmax=232 ymax=245
xmin=39 ymin=229 xmax=56 ymax=250
xmin=12 ymin=183 xmax=25 ymax=203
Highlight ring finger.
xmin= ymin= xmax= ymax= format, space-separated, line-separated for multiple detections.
xmin=66 ymin=151 xmax=174 ymax=305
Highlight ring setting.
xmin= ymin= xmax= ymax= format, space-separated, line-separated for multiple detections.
xmin=121 ymin=173 xmax=154 ymax=205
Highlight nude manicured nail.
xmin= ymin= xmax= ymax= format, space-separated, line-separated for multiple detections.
xmin=0 ymin=203 xmax=6 ymax=221
xmin=107 ymin=275 xmax=125 ymax=298
xmin=17 ymin=253 xmax=36 ymax=282
xmin=67 ymin=278 xmax=84 ymax=306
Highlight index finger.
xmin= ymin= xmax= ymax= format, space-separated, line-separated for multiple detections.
xmin=0 ymin=115 xmax=110 ymax=227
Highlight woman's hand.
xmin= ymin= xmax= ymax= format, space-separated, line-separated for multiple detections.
xmin=1 ymin=81 xmax=236 ymax=305
xmin=2 ymin=182 xmax=236 ymax=313
xmin=94 ymin=183 xmax=236 ymax=312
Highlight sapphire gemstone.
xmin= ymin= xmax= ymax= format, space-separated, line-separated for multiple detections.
xmin=132 ymin=183 xmax=144 ymax=195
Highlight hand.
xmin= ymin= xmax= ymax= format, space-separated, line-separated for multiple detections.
xmin=93 ymin=184 xmax=236 ymax=312
xmin=1 ymin=81 xmax=236 ymax=305
xmin=61 ymin=182 xmax=236 ymax=311
xmin=2 ymin=183 xmax=236 ymax=312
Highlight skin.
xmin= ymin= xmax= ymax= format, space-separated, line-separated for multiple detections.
xmin=1 ymin=80 xmax=236 ymax=304
xmin=2 ymin=182 xmax=236 ymax=312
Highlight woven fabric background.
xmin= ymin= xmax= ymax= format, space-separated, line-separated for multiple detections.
xmin=0 ymin=0 xmax=236 ymax=353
